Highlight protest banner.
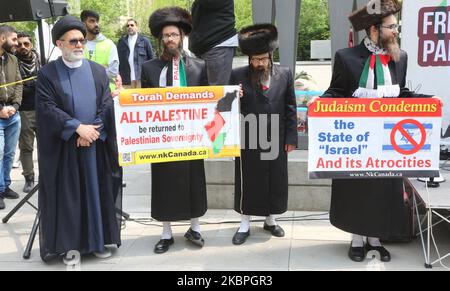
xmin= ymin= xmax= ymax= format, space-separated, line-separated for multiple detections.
xmin=308 ymin=98 xmax=442 ymax=179
xmin=114 ymin=86 xmax=240 ymax=166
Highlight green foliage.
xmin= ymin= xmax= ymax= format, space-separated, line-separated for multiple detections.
xmin=68 ymin=0 xmax=127 ymax=43
xmin=298 ymin=0 xmax=330 ymax=61
xmin=1 ymin=22 xmax=36 ymax=37
xmin=2 ymin=0 xmax=330 ymax=61
xmin=234 ymin=0 xmax=253 ymax=31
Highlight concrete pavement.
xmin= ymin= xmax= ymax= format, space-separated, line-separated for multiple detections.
xmin=0 ymin=162 xmax=449 ymax=271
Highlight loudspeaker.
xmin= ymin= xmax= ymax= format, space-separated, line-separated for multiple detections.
xmin=0 ymin=0 xmax=69 ymax=22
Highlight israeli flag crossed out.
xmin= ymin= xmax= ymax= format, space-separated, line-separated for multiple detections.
xmin=382 ymin=122 xmax=433 ymax=152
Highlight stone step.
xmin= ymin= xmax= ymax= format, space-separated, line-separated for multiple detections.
xmin=205 ymin=151 xmax=332 ymax=211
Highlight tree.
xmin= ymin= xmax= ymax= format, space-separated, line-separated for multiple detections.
xmin=68 ymin=0 xmax=127 ymax=42
xmin=297 ymin=0 xmax=330 ymax=61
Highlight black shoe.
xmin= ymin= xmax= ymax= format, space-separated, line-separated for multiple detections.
xmin=23 ymin=176 xmax=35 ymax=193
xmin=232 ymin=230 xmax=250 ymax=245
xmin=154 ymin=238 xmax=174 ymax=254
xmin=263 ymin=223 xmax=285 ymax=237
xmin=3 ymin=187 xmax=19 ymax=199
xmin=348 ymin=244 xmax=366 ymax=262
xmin=365 ymin=243 xmax=391 ymax=262
xmin=0 ymin=197 xmax=5 ymax=210
xmin=184 ymin=228 xmax=205 ymax=247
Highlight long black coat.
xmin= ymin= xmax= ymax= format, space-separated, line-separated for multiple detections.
xmin=323 ymin=42 xmax=430 ymax=238
xmin=231 ymin=65 xmax=298 ymax=216
xmin=141 ymin=56 xmax=208 ymax=221
xmin=36 ymin=59 xmax=122 ymax=261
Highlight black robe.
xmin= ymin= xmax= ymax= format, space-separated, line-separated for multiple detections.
xmin=36 ymin=59 xmax=122 ymax=261
xmin=141 ymin=56 xmax=208 ymax=221
xmin=323 ymin=42 xmax=431 ymax=238
xmin=230 ymin=65 xmax=298 ymax=216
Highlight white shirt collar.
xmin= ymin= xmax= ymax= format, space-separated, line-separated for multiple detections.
xmin=62 ymin=57 xmax=83 ymax=69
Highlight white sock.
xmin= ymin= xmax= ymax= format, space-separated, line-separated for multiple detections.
xmin=265 ymin=215 xmax=277 ymax=226
xmin=161 ymin=222 xmax=172 ymax=240
xmin=351 ymin=234 xmax=364 ymax=247
xmin=238 ymin=215 xmax=251 ymax=233
xmin=367 ymin=237 xmax=382 ymax=247
xmin=190 ymin=217 xmax=201 ymax=233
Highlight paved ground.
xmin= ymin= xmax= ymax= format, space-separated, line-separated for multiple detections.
xmin=1 ymin=161 xmax=449 ymax=271
xmin=1 ymin=61 xmax=449 ymax=271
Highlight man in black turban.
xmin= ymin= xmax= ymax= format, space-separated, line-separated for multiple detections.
xmin=35 ymin=15 xmax=122 ymax=263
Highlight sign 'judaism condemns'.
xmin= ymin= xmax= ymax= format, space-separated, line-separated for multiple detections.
xmin=308 ymin=98 xmax=442 ymax=179
xmin=114 ymin=86 xmax=240 ymax=166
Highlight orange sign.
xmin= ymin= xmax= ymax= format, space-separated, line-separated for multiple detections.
xmin=119 ymin=86 xmax=226 ymax=106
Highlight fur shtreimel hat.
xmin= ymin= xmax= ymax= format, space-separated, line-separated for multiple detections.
xmin=149 ymin=7 xmax=192 ymax=39
xmin=52 ymin=15 xmax=87 ymax=46
xmin=349 ymin=0 xmax=401 ymax=31
xmin=238 ymin=23 xmax=278 ymax=56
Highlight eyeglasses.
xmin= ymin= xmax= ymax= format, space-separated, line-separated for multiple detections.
xmin=17 ymin=42 xmax=31 ymax=48
xmin=251 ymin=56 xmax=270 ymax=64
xmin=60 ymin=38 xmax=87 ymax=46
xmin=162 ymin=33 xmax=180 ymax=40
xmin=381 ymin=24 xmax=399 ymax=31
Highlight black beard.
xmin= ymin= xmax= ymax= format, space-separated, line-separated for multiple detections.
xmin=161 ymin=43 xmax=183 ymax=61
xmin=89 ymin=27 xmax=100 ymax=35
xmin=167 ymin=47 xmax=181 ymax=58
xmin=250 ymin=65 xmax=271 ymax=89
xmin=17 ymin=48 xmax=32 ymax=58
xmin=2 ymin=42 xmax=15 ymax=54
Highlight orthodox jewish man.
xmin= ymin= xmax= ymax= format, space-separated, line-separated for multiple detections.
xmin=35 ymin=15 xmax=122 ymax=262
xmin=315 ymin=0 xmax=440 ymax=262
xmin=230 ymin=24 xmax=298 ymax=245
xmin=142 ymin=7 xmax=209 ymax=254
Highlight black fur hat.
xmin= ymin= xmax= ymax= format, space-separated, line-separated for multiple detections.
xmin=149 ymin=7 xmax=192 ymax=39
xmin=349 ymin=0 xmax=401 ymax=31
xmin=239 ymin=23 xmax=278 ymax=56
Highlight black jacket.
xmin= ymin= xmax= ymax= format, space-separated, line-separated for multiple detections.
xmin=117 ymin=34 xmax=154 ymax=85
xmin=189 ymin=0 xmax=237 ymax=56
xmin=141 ymin=56 xmax=208 ymax=88
xmin=323 ymin=42 xmax=431 ymax=238
xmin=141 ymin=56 xmax=208 ymax=221
xmin=0 ymin=52 xmax=22 ymax=111
xmin=323 ymin=42 xmax=431 ymax=98
xmin=230 ymin=65 xmax=298 ymax=216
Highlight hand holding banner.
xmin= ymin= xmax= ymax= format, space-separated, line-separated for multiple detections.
xmin=308 ymin=98 xmax=442 ymax=179
xmin=115 ymin=86 xmax=241 ymax=166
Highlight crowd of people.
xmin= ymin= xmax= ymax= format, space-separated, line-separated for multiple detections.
xmin=0 ymin=0 xmax=432 ymax=265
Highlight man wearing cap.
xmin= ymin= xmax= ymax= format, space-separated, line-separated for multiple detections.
xmin=35 ymin=15 xmax=122 ymax=262
xmin=230 ymin=24 xmax=298 ymax=245
xmin=315 ymin=0 xmax=439 ymax=262
xmin=142 ymin=7 xmax=208 ymax=254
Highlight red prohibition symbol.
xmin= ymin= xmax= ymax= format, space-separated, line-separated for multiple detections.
xmin=390 ymin=119 xmax=426 ymax=155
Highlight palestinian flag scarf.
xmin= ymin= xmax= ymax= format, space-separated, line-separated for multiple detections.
xmin=353 ymin=37 xmax=400 ymax=98
xmin=159 ymin=57 xmax=187 ymax=87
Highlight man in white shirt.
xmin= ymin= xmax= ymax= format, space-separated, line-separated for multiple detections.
xmin=117 ymin=19 xmax=154 ymax=88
